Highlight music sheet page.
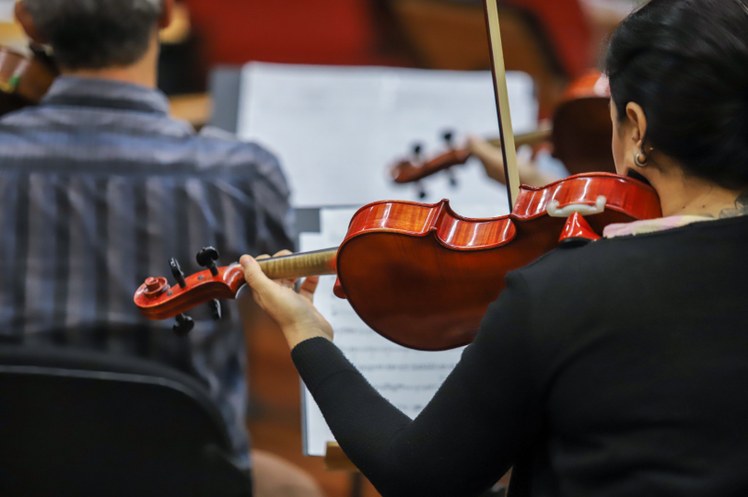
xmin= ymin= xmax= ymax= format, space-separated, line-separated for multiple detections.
xmin=299 ymin=208 xmax=465 ymax=456
xmin=237 ymin=62 xmax=538 ymax=218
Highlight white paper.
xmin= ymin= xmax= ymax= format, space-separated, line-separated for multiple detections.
xmin=0 ymin=2 xmax=13 ymax=22
xmin=299 ymin=208 xmax=466 ymax=456
xmin=238 ymin=62 xmax=539 ymax=218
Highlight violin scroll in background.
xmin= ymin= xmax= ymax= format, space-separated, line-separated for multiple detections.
xmin=390 ymin=126 xmax=552 ymax=196
xmin=389 ymin=71 xmax=615 ymax=196
xmin=134 ymin=172 xmax=662 ymax=351
xmin=0 ymin=44 xmax=57 ymax=115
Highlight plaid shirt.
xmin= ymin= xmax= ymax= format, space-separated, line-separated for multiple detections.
xmin=0 ymin=76 xmax=295 ymax=469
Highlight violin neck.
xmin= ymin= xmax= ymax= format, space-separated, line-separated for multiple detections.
xmin=257 ymin=247 xmax=338 ymax=280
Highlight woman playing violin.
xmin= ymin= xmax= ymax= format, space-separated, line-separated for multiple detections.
xmin=240 ymin=1 xmax=748 ymax=495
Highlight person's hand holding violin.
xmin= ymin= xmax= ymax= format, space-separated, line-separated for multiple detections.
xmin=240 ymin=251 xmax=333 ymax=349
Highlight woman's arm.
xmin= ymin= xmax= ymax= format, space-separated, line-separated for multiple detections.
xmin=241 ymin=256 xmax=541 ymax=497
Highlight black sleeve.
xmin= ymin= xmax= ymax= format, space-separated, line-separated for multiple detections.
xmin=292 ymin=272 xmax=542 ymax=497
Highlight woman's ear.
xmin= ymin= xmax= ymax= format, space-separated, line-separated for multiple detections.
xmin=625 ymin=102 xmax=648 ymax=148
xmin=159 ymin=0 xmax=175 ymax=29
xmin=14 ymin=1 xmax=48 ymax=44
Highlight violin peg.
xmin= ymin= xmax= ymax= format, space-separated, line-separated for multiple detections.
xmin=442 ymin=130 xmax=455 ymax=148
xmin=208 ymin=299 xmax=222 ymax=320
xmin=416 ymin=181 xmax=428 ymax=199
xmin=446 ymin=169 xmax=458 ymax=188
xmin=196 ymin=246 xmax=220 ymax=276
xmin=169 ymin=258 xmax=187 ymax=288
xmin=173 ymin=313 xmax=194 ymax=336
xmin=411 ymin=143 xmax=423 ymax=159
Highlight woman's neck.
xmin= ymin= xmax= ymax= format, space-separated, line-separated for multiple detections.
xmin=654 ymin=170 xmax=748 ymax=219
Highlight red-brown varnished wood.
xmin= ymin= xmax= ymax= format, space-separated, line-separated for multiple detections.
xmin=389 ymin=128 xmax=550 ymax=184
xmin=134 ymin=172 xmax=661 ymax=351
xmin=551 ymin=71 xmax=614 ymax=175
xmin=135 ymin=264 xmax=246 ymax=320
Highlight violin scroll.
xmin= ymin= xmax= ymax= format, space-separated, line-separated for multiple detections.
xmin=135 ymin=246 xmax=243 ymax=335
xmin=390 ymin=129 xmax=472 ymax=186
xmin=389 ymin=127 xmax=552 ymax=197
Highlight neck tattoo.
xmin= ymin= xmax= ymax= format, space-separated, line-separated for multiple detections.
xmin=719 ymin=191 xmax=748 ymax=219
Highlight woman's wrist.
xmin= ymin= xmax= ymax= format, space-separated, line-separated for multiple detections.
xmin=283 ymin=324 xmax=333 ymax=350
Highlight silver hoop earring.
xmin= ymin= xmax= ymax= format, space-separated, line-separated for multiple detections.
xmin=633 ymin=150 xmax=648 ymax=168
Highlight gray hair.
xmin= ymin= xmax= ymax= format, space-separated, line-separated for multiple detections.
xmin=22 ymin=0 xmax=163 ymax=69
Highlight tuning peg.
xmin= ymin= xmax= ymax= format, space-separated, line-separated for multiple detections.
xmin=411 ymin=143 xmax=423 ymax=159
xmin=173 ymin=313 xmax=194 ymax=336
xmin=208 ymin=299 xmax=222 ymax=320
xmin=446 ymin=169 xmax=458 ymax=188
xmin=442 ymin=130 xmax=455 ymax=148
xmin=169 ymin=258 xmax=187 ymax=288
xmin=196 ymin=246 xmax=220 ymax=276
xmin=416 ymin=181 xmax=427 ymax=199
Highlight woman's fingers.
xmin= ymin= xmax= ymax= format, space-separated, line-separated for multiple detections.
xmin=298 ymin=275 xmax=320 ymax=302
xmin=239 ymin=254 xmax=277 ymax=297
xmin=239 ymin=254 xmax=334 ymax=347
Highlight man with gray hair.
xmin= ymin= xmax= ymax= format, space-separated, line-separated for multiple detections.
xmin=0 ymin=1 xmax=325 ymax=495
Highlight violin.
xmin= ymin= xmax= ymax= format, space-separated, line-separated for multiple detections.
xmin=388 ymin=71 xmax=614 ymax=189
xmin=0 ymin=44 xmax=57 ymax=115
xmin=551 ymin=70 xmax=614 ymax=176
xmin=390 ymin=126 xmax=552 ymax=185
xmin=134 ymin=172 xmax=661 ymax=350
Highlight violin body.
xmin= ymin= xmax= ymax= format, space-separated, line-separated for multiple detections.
xmin=134 ymin=172 xmax=661 ymax=350
xmin=551 ymin=70 xmax=614 ymax=175
xmin=336 ymin=172 xmax=659 ymax=349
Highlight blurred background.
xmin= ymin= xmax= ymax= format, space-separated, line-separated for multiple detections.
xmin=0 ymin=0 xmax=640 ymax=125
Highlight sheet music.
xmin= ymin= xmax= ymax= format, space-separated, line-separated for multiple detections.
xmin=299 ymin=208 xmax=465 ymax=456
xmin=0 ymin=1 xmax=14 ymax=22
xmin=238 ymin=62 xmax=539 ymax=218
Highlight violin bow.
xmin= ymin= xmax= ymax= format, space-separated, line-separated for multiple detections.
xmin=483 ymin=0 xmax=520 ymax=211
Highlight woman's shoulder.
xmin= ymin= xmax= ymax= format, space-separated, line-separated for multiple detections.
xmin=513 ymin=214 xmax=748 ymax=291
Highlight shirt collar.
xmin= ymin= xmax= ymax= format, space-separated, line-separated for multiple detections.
xmin=603 ymin=215 xmax=715 ymax=238
xmin=41 ymin=76 xmax=170 ymax=115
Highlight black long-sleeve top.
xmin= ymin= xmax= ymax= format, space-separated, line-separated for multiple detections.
xmin=293 ymin=214 xmax=748 ymax=497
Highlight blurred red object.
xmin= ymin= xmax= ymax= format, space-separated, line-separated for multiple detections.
xmin=183 ymin=0 xmax=412 ymax=67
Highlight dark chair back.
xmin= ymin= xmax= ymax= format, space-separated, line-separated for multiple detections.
xmin=0 ymin=344 xmax=252 ymax=497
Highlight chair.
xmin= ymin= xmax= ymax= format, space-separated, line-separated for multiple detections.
xmin=0 ymin=344 xmax=252 ymax=497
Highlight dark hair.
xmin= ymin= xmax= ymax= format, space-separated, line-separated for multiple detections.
xmin=605 ymin=0 xmax=748 ymax=189
xmin=23 ymin=0 xmax=163 ymax=70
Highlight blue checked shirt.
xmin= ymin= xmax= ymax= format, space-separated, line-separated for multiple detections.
xmin=0 ymin=76 xmax=295 ymax=469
